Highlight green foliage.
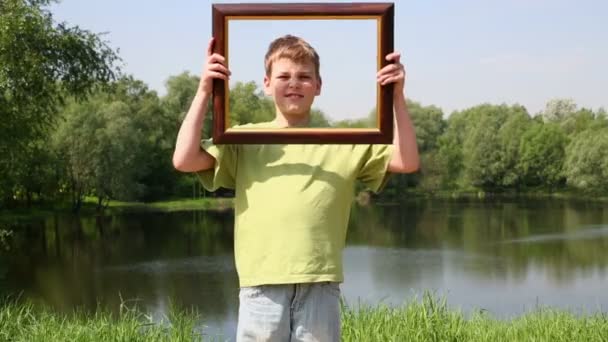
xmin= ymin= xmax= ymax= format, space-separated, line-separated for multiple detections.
xmin=382 ymin=101 xmax=446 ymax=194
xmin=1 ymin=294 xmax=606 ymax=341
xmin=2 ymin=0 xmax=608 ymax=206
xmin=540 ymin=98 xmax=601 ymax=136
xmin=227 ymin=81 xmax=332 ymax=127
xmin=331 ymin=107 xmax=374 ymax=128
xmin=332 ymin=118 xmax=372 ymax=128
xmin=0 ymin=298 xmax=203 ymax=342
xmin=342 ymin=293 xmax=608 ymax=342
xmin=310 ymin=108 xmax=331 ymax=127
xmin=560 ymin=108 xmax=596 ymax=136
xmin=433 ymin=104 xmax=545 ymax=191
xmin=0 ymin=228 xmax=12 ymax=251
xmin=53 ymin=77 xmax=176 ymax=210
xmin=408 ymin=101 xmax=446 ymax=153
xmin=541 ymin=98 xmax=577 ymax=122
xmin=416 ymin=151 xmax=443 ymax=191
xmin=9 ymin=139 xmax=64 ymax=205
xmin=162 ymin=72 xmax=210 ymax=136
xmin=497 ymin=109 xmax=532 ymax=187
xmin=251 ymin=94 xmax=276 ymax=124
xmin=518 ymin=122 xmax=568 ymax=187
xmin=436 ymin=106 xmax=480 ymax=189
xmin=0 ymin=0 xmax=119 ymax=205
xmin=461 ymin=104 xmax=528 ymax=189
xmin=563 ymin=128 xmax=608 ymax=194
xmin=229 ymin=81 xmax=266 ymax=126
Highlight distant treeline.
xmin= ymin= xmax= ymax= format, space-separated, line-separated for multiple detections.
xmin=2 ymin=0 xmax=607 ymax=211
xmin=3 ymin=73 xmax=608 ymax=212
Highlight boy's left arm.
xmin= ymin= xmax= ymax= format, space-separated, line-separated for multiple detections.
xmin=377 ymin=52 xmax=420 ymax=174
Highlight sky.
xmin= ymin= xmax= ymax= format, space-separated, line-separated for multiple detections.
xmin=49 ymin=0 xmax=608 ymax=118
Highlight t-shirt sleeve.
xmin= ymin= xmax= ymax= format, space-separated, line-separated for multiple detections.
xmin=195 ymin=138 xmax=237 ymax=191
xmin=357 ymin=144 xmax=394 ymax=193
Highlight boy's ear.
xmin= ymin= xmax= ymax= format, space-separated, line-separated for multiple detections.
xmin=263 ymin=75 xmax=272 ymax=96
xmin=315 ymin=77 xmax=322 ymax=96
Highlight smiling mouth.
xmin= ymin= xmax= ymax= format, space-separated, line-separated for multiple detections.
xmin=286 ymin=94 xmax=303 ymax=98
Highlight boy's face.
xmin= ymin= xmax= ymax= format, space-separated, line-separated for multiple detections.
xmin=263 ymin=58 xmax=321 ymax=117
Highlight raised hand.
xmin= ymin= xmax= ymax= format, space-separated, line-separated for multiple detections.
xmin=199 ymin=37 xmax=231 ymax=94
xmin=376 ymin=52 xmax=405 ymax=96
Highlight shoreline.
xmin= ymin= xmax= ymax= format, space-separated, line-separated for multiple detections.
xmin=2 ymin=191 xmax=607 ymax=220
xmin=1 ymin=295 xmax=606 ymax=341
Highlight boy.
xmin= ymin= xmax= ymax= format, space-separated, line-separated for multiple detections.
xmin=173 ymin=35 xmax=419 ymax=341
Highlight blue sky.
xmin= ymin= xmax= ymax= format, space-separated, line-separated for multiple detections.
xmin=50 ymin=0 xmax=608 ymax=118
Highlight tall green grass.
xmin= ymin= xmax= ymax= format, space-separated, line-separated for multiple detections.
xmin=341 ymin=293 xmax=608 ymax=342
xmin=0 ymin=294 xmax=606 ymax=341
xmin=0 ymin=298 xmax=210 ymax=342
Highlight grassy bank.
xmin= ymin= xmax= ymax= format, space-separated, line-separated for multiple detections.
xmin=400 ymin=188 xmax=608 ymax=203
xmin=88 ymin=197 xmax=234 ymax=213
xmin=3 ymin=189 xmax=607 ymax=221
xmin=0 ymin=197 xmax=234 ymax=222
xmin=1 ymin=296 xmax=606 ymax=342
xmin=0 ymin=299 xmax=202 ymax=342
xmin=341 ymin=295 xmax=608 ymax=341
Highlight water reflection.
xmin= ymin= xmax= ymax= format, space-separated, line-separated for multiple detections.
xmin=1 ymin=198 xmax=608 ymax=339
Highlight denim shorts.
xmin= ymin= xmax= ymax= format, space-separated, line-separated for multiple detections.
xmin=236 ymin=282 xmax=341 ymax=342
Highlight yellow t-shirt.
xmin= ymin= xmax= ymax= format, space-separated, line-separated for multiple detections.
xmin=197 ymin=122 xmax=393 ymax=287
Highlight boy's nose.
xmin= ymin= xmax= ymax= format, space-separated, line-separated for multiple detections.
xmin=288 ymin=78 xmax=300 ymax=88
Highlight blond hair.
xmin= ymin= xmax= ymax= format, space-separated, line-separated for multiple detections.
xmin=264 ymin=35 xmax=321 ymax=79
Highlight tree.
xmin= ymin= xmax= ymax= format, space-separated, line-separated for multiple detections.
xmin=251 ymin=96 xmax=276 ymax=124
xmin=437 ymin=104 xmax=529 ymax=190
xmin=309 ymin=108 xmax=331 ymax=127
xmin=563 ymin=127 xmax=608 ymax=194
xmin=228 ymin=81 xmax=263 ymax=126
xmin=518 ymin=122 xmax=568 ymax=188
xmin=331 ymin=118 xmax=370 ymax=128
xmin=330 ymin=107 xmax=374 ymax=128
xmin=560 ymin=108 xmax=596 ymax=136
xmin=53 ymin=97 xmax=103 ymax=211
xmin=54 ymin=77 xmax=172 ymax=211
xmin=162 ymin=72 xmax=211 ymax=137
xmin=0 ymin=0 xmax=119 ymax=205
xmin=407 ymin=101 xmax=446 ymax=153
xmin=496 ymin=107 xmax=532 ymax=187
xmin=463 ymin=108 xmax=505 ymax=188
xmin=224 ymin=81 xmax=330 ymax=127
xmin=388 ymin=101 xmax=446 ymax=192
xmin=541 ymin=98 xmax=577 ymax=122
xmin=463 ymin=104 xmax=531 ymax=189
xmin=10 ymin=140 xmax=63 ymax=206
xmin=436 ymin=104 xmax=494 ymax=189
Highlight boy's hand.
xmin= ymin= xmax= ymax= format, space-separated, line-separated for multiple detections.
xmin=199 ymin=37 xmax=231 ymax=94
xmin=377 ymin=52 xmax=405 ymax=96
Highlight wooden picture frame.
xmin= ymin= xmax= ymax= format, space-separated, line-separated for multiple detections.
xmin=211 ymin=2 xmax=395 ymax=144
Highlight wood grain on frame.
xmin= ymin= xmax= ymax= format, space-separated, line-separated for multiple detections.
xmin=212 ymin=2 xmax=394 ymax=144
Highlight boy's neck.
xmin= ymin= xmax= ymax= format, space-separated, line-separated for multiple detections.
xmin=273 ymin=112 xmax=311 ymax=128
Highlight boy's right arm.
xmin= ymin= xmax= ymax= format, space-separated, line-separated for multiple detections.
xmin=172 ymin=38 xmax=230 ymax=172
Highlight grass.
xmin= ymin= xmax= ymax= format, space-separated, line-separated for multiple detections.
xmin=84 ymin=197 xmax=234 ymax=213
xmin=0 ymin=197 xmax=234 ymax=222
xmin=397 ymin=188 xmax=608 ymax=204
xmin=341 ymin=294 xmax=608 ymax=342
xmin=1 ymin=294 xmax=606 ymax=341
xmin=0 ymin=298 xmax=208 ymax=342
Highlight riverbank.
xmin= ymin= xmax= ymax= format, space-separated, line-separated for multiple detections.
xmin=396 ymin=188 xmax=608 ymax=203
xmin=2 ymin=190 xmax=607 ymax=223
xmin=0 ymin=197 xmax=234 ymax=221
xmin=90 ymin=197 xmax=234 ymax=213
xmin=1 ymin=295 xmax=606 ymax=342
xmin=341 ymin=295 xmax=608 ymax=341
